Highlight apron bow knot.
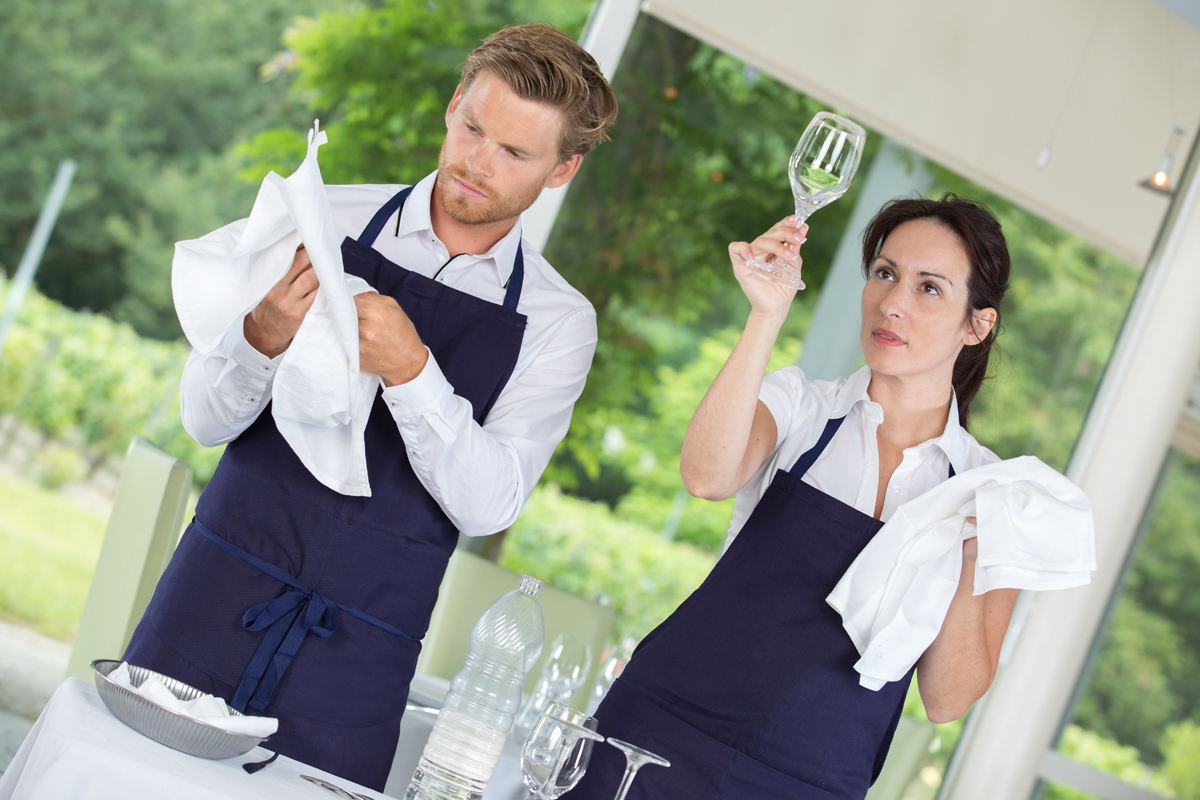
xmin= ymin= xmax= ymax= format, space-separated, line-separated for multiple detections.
xmin=234 ymin=587 xmax=341 ymax=712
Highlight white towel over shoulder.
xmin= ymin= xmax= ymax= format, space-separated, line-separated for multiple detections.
xmin=172 ymin=122 xmax=380 ymax=496
xmin=826 ymin=456 xmax=1095 ymax=690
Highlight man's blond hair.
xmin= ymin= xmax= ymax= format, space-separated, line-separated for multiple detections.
xmin=462 ymin=23 xmax=618 ymax=161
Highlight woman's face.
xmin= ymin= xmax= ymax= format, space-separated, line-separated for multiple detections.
xmin=860 ymin=218 xmax=994 ymax=384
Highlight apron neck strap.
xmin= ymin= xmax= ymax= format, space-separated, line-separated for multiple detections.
xmin=356 ymin=185 xmax=525 ymax=312
xmin=357 ymin=186 xmax=413 ymax=248
xmin=788 ymin=416 xmax=846 ymax=478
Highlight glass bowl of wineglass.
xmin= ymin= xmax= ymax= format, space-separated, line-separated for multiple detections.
xmin=744 ymin=111 xmax=867 ymax=290
xmin=521 ymin=703 xmax=604 ymax=800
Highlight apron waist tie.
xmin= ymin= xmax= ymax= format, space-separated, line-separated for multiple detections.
xmin=191 ymin=518 xmax=419 ymax=712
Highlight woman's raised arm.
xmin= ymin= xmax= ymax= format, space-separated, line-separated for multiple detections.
xmin=680 ymin=218 xmax=807 ymax=501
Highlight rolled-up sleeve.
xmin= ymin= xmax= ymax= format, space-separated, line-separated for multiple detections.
xmin=382 ymin=306 xmax=598 ymax=536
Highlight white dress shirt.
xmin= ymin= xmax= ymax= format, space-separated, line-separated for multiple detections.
xmin=724 ymin=365 xmax=1001 ymax=550
xmin=180 ymin=171 xmax=598 ymax=536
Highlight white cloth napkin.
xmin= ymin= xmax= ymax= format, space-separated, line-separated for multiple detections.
xmin=108 ymin=662 xmax=278 ymax=739
xmin=826 ymin=455 xmax=1095 ymax=690
xmin=172 ymin=120 xmax=380 ymax=496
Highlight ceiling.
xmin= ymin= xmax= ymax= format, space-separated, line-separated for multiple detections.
xmin=640 ymin=0 xmax=1200 ymax=267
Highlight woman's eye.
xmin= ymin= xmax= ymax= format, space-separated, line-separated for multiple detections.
xmin=922 ymin=282 xmax=940 ymax=295
xmin=874 ymin=267 xmax=893 ymax=280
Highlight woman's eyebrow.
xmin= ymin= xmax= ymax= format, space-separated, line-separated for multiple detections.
xmin=878 ymin=256 xmax=954 ymax=286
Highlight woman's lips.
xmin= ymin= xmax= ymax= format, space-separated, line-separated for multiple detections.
xmin=872 ymin=328 xmax=905 ymax=347
xmin=453 ymin=177 xmax=486 ymax=198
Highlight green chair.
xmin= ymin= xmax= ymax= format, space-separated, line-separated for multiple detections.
xmin=415 ymin=549 xmax=615 ymax=708
xmin=65 ymin=437 xmax=192 ymax=681
xmin=865 ymin=714 xmax=938 ymax=800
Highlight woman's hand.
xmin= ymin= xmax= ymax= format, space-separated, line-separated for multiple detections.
xmin=728 ymin=217 xmax=808 ymax=318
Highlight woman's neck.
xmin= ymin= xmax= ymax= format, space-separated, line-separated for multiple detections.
xmin=867 ymin=369 xmax=955 ymax=449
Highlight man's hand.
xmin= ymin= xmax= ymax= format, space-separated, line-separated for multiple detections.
xmin=356 ymin=293 xmax=428 ymax=387
xmin=245 ymin=245 xmax=318 ymax=358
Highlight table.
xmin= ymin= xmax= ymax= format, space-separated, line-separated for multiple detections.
xmin=0 ymin=678 xmax=529 ymax=800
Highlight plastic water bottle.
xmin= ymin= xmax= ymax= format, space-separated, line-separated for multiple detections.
xmin=405 ymin=575 xmax=545 ymax=800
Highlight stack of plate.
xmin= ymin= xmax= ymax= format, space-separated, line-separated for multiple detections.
xmin=91 ymin=659 xmax=265 ymax=759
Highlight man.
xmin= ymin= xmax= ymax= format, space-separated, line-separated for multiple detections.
xmin=124 ymin=24 xmax=617 ymax=790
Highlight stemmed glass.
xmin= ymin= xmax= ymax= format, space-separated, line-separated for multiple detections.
xmin=521 ymin=703 xmax=605 ymax=800
xmin=513 ymin=634 xmax=594 ymax=738
xmin=743 ymin=111 xmax=867 ymax=290
xmin=605 ymin=738 xmax=670 ymax=800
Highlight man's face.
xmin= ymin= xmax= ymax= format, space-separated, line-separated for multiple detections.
xmin=437 ymin=71 xmax=581 ymax=226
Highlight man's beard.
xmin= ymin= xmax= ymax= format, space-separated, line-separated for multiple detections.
xmin=437 ymin=146 xmax=546 ymax=226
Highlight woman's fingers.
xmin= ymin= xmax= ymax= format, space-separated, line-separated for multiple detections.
xmin=750 ymin=235 xmax=801 ymax=266
xmin=764 ymin=218 xmax=808 ymax=242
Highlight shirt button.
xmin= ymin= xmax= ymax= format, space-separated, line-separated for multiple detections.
xmin=892 ymin=485 xmax=900 ymax=494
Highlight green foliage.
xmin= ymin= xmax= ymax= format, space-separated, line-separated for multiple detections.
xmin=499 ymin=484 xmax=715 ymax=639
xmin=1162 ymin=720 xmax=1200 ymax=800
xmin=0 ymin=279 xmax=222 ymax=482
xmin=0 ymin=475 xmax=108 ymax=641
xmin=1064 ymin=451 xmax=1200 ymax=770
xmin=544 ymin=17 xmax=870 ymax=472
xmin=0 ymin=0 xmax=326 ymax=338
xmin=1043 ymin=725 xmax=1176 ymax=800
xmin=573 ymin=326 xmax=801 ymax=552
xmin=237 ymin=0 xmax=594 ymax=187
xmin=1075 ymin=599 xmax=1184 ymax=762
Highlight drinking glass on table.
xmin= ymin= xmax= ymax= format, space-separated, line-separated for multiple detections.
xmin=513 ymin=634 xmax=593 ymax=738
xmin=742 ymin=111 xmax=867 ymax=290
xmin=521 ymin=703 xmax=605 ymax=800
xmin=585 ymin=635 xmax=636 ymax=716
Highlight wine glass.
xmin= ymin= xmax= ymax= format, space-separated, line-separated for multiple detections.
xmin=513 ymin=635 xmax=594 ymax=738
xmin=521 ymin=703 xmax=605 ymax=800
xmin=585 ymin=635 xmax=636 ymax=715
xmin=744 ymin=111 xmax=867 ymax=290
xmin=605 ymin=738 xmax=670 ymax=800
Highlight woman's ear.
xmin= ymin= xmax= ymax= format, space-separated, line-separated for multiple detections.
xmin=965 ymin=307 xmax=996 ymax=345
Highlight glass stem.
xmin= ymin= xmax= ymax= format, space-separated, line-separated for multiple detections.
xmin=792 ymin=201 xmax=815 ymax=229
xmin=611 ymin=764 xmax=641 ymax=800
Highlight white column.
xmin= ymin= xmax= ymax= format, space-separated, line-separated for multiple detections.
xmin=519 ymin=0 xmax=643 ymax=251
xmin=941 ymin=139 xmax=1200 ymax=800
xmin=797 ymin=139 xmax=929 ymax=380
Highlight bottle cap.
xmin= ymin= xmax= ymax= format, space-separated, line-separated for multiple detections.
xmin=519 ymin=574 xmax=543 ymax=597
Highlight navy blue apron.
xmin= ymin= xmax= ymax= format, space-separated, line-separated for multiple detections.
xmin=568 ymin=416 xmax=952 ymax=800
xmin=125 ymin=186 xmax=527 ymax=791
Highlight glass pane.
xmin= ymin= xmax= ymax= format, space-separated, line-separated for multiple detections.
xmin=1048 ymin=449 xmax=1200 ymax=799
xmin=500 ymin=13 xmax=866 ymax=636
xmin=495 ymin=12 xmax=1144 ymax=800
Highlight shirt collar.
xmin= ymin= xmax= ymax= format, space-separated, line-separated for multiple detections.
xmin=395 ymin=170 xmax=522 ymax=288
xmin=835 ymin=365 xmax=971 ymax=474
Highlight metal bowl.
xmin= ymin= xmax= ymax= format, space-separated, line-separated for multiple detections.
xmin=91 ymin=659 xmax=266 ymax=759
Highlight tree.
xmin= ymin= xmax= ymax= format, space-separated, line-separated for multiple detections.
xmin=0 ymin=0 xmax=326 ymax=338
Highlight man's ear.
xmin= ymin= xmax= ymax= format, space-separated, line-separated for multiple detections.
xmin=545 ymin=154 xmax=583 ymax=189
xmin=445 ymin=84 xmax=464 ymax=127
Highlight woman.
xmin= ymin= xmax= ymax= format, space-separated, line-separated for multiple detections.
xmin=569 ymin=196 xmax=1019 ymax=800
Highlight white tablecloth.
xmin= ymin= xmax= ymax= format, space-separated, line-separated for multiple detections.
xmin=0 ymin=678 xmax=529 ymax=800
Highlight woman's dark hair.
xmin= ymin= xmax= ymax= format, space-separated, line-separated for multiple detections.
xmin=860 ymin=194 xmax=1010 ymax=429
